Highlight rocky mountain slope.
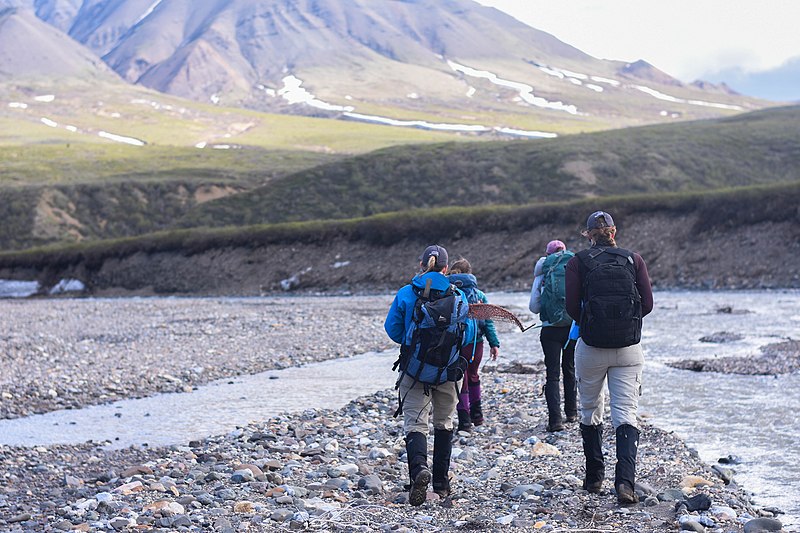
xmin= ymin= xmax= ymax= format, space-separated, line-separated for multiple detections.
xmin=0 ymin=6 xmax=115 ymax=80
xmin=1 ymin=0 xmax=772 ymax=136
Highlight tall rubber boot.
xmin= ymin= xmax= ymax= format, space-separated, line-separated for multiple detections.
xmin=545 ymin=378 xmax=564 ymax=431
xmin=468 ymin=382 xmax=483 ymax=425
xmin=457 ymin=409 xmax=473 ymax=434
xmin=580 ymin=423 xmax=605 ymax=493
xmin=615 ymin=424 xmax=640 ymax=504
xmin=432 ymin=429 xmax=453 ymax=497
xmin=405 ymin=432 xmax=430 ymax=506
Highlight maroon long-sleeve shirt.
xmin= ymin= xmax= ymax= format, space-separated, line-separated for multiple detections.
xmin=565 ymin=247 xmax=653 ymax=323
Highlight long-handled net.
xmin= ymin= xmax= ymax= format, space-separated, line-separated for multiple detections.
xmin=467 ymin=303 xmax=538 ymax=332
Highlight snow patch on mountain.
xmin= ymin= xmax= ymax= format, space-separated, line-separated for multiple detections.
xmin=447 ymin=61 xmax=580 ymax=115
xmin=98 ymin=131 xmax=145 ymax=146
xmin=133 ymin=0 xmax=163 ymax=26
xmin=279 ymin=76 xmax=355 ymax=112
xmin=275 ymin=75 xmax=557 ymax=138
xmin=342 ymin=112 xmax=489 ymax=132
xmin=633 ymin=85 xmax=742 ymax=110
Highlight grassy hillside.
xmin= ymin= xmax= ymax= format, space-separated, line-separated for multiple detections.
xmin=3 ymin=181 xmax=797 ymax=271
xmin=181 ymin=105 xmax=800 ymax=227
xmin=0 ymin=80 xmax=476 ymax=250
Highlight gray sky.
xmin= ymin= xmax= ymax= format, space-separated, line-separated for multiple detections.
xmin=475 ymin=0 xmax=800 ymax=82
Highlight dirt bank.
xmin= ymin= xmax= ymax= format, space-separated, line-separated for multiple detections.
xmin=1 ymin=211 xmax=798 ymax=296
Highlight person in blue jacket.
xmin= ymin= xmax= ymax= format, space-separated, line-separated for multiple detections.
xmin=448 ymin=258 xmax=500 ymax=433
xmin=384 ymin=244 xmax=476 ymax=505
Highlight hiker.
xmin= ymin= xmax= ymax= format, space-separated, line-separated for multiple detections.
xmin=529 ymin=239 xmax=577 ymax=432
xmin=448 ymin=257 xmax=500 ymax=433
xmin=384 ymin=245 xmax=476 ymax=505
xmin=565 ymin=211 xmax=653 ymax=504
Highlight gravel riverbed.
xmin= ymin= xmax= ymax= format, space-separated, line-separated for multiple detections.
xmin=0 ymin=297 xmax=793 ymax=532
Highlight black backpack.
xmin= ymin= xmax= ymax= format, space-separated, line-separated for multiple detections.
xmin=576 ymin=247 xmax=642 ymax=348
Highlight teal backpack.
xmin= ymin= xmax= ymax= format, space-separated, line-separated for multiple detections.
xmin=540 ymin=250 xmax=574 ymax=327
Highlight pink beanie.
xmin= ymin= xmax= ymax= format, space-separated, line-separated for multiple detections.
xmin=546 ymin=240 xmax=566 ymax=254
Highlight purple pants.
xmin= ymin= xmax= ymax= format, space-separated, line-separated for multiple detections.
xmin=457 ymin=341 xmax=483 ymax=412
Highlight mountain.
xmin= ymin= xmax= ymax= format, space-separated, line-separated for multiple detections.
xmin=0 ymin=6 xmax=115 ymax=80
xmin=6 ymin=0 xmax=772 ymax=136
xmin=704 ymin=56 xmax=800 ymax=103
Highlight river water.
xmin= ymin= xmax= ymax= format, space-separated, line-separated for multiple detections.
xmin=0 ymin=290 xmax=797 ymax=524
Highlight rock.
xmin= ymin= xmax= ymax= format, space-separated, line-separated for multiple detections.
xmin=510 ymin=484 xmax=544 ymax=498
xmin=109 ymin=517 xmax=132 ymax=530
xmin=271 ymin=509 xmax=293 ymax=522
xmin=699 ymin=332 xmax=743 ymax=343
xmin=718 ymin=454 xmax=743 ymax=465
xmin=743 ymin=517 xmax=784 ymax=532
xmin=357 ymin=475 xmax=384 ymax=495
xmin=680 ymin=475 xmax=713 ymax=489
xmin=172 ymin=515 xmax=193 ymax=527
xmin=112 ymin=481 xmax=144 ymax=494
xmin=684 ymin=493 xmax=712 ymax=512
xmin=231 ymin=469 xmax=255 ymax=483
xmin=496 ymin=514 xmax=515 ymax=525
xmin=658 ymin=488 xmax=685 ymax=501
xmin=710 ymin=505 xmax=737 ymax=520
xmin=8 ymin=513 xmax=31 ymax=523
xmin=711 ymin=465 xmax=734 ymax=484
xmin=679 ymin=518 xmax=706 ymax=532
xmin=64 ymin=474 xmax=84 ymax=488
xmin=120 ymin=465 xmax=154 ymax=478
xmin=234 ymin=501 xmax=255 ymax=513
xmin=531 ymin=442 xmax=560 ymax=456
xmin=143 ymin=500 xmax=185 ymax=515
xmin=368 ymin=448 xmax=392 ymax=460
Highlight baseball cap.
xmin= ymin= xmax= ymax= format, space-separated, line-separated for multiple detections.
xmin=420 ymin=245 xmax=449 ymax=268
xmin=586 ymin=211 xmax=615 ymax=230
xmin=546 ymin=240 xmax=566 ymax=254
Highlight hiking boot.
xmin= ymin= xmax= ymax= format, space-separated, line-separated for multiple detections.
xmin=616 ymin=483 xmax=638 ymax=505
xmin=580 ymin=423 xmax=605 ymax=494
xmin=456 ymin=409 xmax=473 ymax=434
xmin=615 ymin=424 xmax=640 ymax=505
xmin=547 ymin=421 xmax=565 ymax=432
xmin=565 ymin=414 xmax=578 ymax=423
xmin=409 ymin=467 xmax=431 ymax=506
xmin=432 ymin=429 xmax=453 ymax=499
xmin=405 ymin=432 xmax=429 ymax=506
xmin=469 ymin=400 xmax=484 ymax=426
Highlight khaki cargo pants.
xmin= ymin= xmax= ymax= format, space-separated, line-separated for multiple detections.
xmin=575 ymin=339 xmax=644 ymax=429
xmin=398 ymin=373 xmax=461 ymax=435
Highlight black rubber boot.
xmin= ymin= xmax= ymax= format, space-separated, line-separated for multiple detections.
xmin=615 ymin=424 xmax=640 ymax=504
xmin=545 ymin=379 xmax=564 ymax=431
xmin=405 ymin=432 xmax=430 ymax=506
xmin=432 ymin=429 xmax=453 ymax=498
xmin=580 ymin=423 xmax=605 ymax=493
xmin=457 ymin=409 xmax=473 ymax=434
xmin=469 ymin=400 xmax=483 ymax=426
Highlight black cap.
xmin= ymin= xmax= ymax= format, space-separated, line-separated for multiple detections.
xmin=420 ymin=245 xmax=449 ymax=268
xmin=586 ymin=211 xmax=615 ymax=230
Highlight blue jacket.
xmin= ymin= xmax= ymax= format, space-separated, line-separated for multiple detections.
xmin=384 ymin=271 xmax=477 ymax=346
xmin=447 ymin=273 xmax=500 ymax=348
